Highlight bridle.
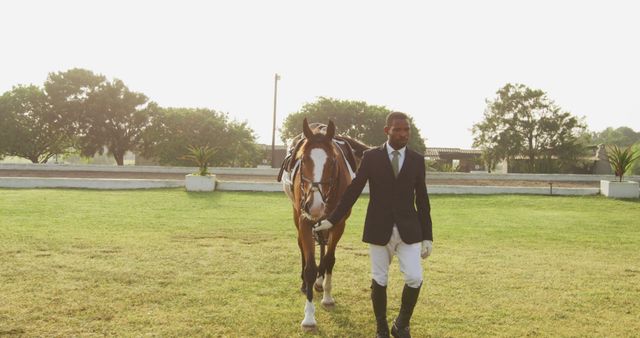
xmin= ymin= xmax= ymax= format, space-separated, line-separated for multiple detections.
xmin=298 ymin=143 xmax=339 ymax=216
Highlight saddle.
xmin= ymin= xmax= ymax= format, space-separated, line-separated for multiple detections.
xmin=277 ymin=134 xmax=358 ymax=184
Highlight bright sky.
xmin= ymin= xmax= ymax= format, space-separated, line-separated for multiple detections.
xmin=2 ymin=0 xmax=638 ymax=148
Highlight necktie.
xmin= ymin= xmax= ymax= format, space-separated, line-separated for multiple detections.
xmin=391 ymin=150 xmax=400 ymax=178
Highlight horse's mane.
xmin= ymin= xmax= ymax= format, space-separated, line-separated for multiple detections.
xmin=336 ymin=136 xmax=371 ymax=160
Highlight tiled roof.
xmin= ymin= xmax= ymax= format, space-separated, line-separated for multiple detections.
xmin=424 ymin=147 xmax=482 ymax=155
xmin=428 ymin=147 xmax=482 ymax=154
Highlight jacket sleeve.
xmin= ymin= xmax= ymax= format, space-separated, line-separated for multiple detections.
xmin=415 ymin=157 xmax=433 ymax=241
xmin=327 ymin=150 xmax=371 ymax=225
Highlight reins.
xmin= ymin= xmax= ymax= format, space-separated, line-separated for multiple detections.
xmin=296 ymin=140 xmax=343 ymax=246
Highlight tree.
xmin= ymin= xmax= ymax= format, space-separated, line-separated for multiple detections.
xmin=225 ymin=121 xmax=262 ymax=167
xmin=45 ymin=69 xmax=151 ymax=165
xmin=471 ymin=103 xmax=522 ymax=171
xmin=591 ymin=127 xmax=640 ymax=147
xmin=590 ymin=126 xmax=640 ymax=175
xmin=0 ymin=96 xmax=8 ymax=159
xmin=281 ymin=97 xmax=427 ymax=154
xmin=78 ymin=79 xmax=151 ymax=165
xmin=44 ymin=68 xmax=107 ymax=138
xmin=632 ymin=143 xmax=640 ymax=175
xmin=139 ymin=107 xmax=261 ymax=167
xmin=472 ymin=83 xmax=588 ymax=173
xmin=0 ymin=85 xmax=73 ymax=163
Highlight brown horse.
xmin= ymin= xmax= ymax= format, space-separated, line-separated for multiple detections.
xmin=280 ymin=118 xmax=368 ymax=331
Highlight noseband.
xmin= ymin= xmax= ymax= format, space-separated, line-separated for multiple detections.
xmin=298 ymin=144 xmax=339 ymax=217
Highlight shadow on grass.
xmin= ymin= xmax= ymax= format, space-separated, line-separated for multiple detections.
xmin=184 ymin=191 xmax=223 ymax=199
xmin=588 ymin=193 xmax=640 ymax=204
xmin=183 ymin=191 xmax=228 ymax=206
xmin=611 ymin=197 xmax=640 ymax=204
xmin=0 ymin=328 xmax=25 ymax=336
xmin=318 ymin=301 xmax=364 ymax=336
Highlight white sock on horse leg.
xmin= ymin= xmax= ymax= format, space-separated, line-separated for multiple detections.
xmin=322 ymin=273 xmax=335 ymax=305
xmin=301 ymin=300 xmax=316 ymax=327
xmin=315 ymin=275 xmax=324 ymax=288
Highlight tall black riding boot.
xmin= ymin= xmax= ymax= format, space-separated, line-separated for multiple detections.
xmin=391 ymin=283 xmax=422 ymax=338
xmin=371 ymin=279 xmax=389 ymax=338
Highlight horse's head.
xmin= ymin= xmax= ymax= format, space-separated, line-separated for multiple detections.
xmin=298 ymin=118 xmax=337 ymax=221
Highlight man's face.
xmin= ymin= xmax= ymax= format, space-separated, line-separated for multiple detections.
xmin=384 ymin=118 xmax=411 ymax=149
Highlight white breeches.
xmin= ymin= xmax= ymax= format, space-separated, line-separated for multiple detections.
xmin=369 ymin=226 xmax=423 ymax=288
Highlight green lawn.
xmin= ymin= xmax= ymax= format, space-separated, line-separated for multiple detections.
xmin=1 ymin=189 xmax=639 ymax=337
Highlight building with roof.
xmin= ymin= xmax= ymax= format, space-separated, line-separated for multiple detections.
xmin=423 ymin=147 xmax=484 ymax=172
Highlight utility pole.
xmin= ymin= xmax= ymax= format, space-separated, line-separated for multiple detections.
xmin=271 ymin=73 xmax=280 ymax=168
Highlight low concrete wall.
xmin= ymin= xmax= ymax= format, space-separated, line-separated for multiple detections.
xmin=215 ymin=182 xmax=599 ymax=195
xmin=0 ymin=163 xmax=279 ymax=176
xmin=2 ymin=163 xmax=638 ymax=182
xmin=1 ymin=177 xmax=603 ymax=196
xmin=215 ymin=181 xmax=372 ymax=194
xmin=0 ymin=177 xmax=183 ymax=189
xmin=425 ymin=172 xmax=640 ymax=182
xmin=216 ymin=181 xmax=283 ymax=192
xmin=428 ymin=185 xmax=600 ymax=196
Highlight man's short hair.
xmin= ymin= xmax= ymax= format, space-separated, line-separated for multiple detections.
xmin=386 ymin=112 xmax=409 ymax=127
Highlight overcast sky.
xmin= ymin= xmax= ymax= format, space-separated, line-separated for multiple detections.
xmin=2 ymin=0 xmax=638 ymax=148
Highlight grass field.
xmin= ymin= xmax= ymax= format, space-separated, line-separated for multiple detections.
xmin=1 ymin=189 xmax=639 ymax=337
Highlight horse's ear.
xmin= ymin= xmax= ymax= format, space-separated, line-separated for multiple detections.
xmin=326 ymin=120 xmax=335 ymax=140
xmin=302 ymin=118 xmax=313 ymax=139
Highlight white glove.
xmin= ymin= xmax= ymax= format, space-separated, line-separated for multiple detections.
xmin=313 ymin=219 xmax=334 ymax=232
xmin=421 ymin=240 xmax=433 ymax=259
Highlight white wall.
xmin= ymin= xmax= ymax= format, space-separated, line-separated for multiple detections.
xmin=0 ymin=177 xmax=183 ymax=189
xmin=2 ymin=163 xmax=638 ymax=182
xmin=0 ymin=177 xmax=608 ymax=196
xmin=1 ymin=163 xmax=638 ymax=195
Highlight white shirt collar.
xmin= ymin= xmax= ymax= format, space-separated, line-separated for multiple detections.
xmin=385 ymin=142 xmax=406 ymax=157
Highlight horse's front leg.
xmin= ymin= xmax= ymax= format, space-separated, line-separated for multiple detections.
xmin=321 ymin=222 xmax=344 ymax=310
xmin=320 ymin=251 xmax=336 ymax=310
xmin=314 ymin=243 xmax=326 ymax=293
xmin=300 ymin=225 xmax=318 ymax=331
xmin=292 ymin=209 xmax=306 ymax=295
xmin=298 ymin=237 xmax=306 ymax=294
xmin=302 ymin=258 xmax=318 ymax=331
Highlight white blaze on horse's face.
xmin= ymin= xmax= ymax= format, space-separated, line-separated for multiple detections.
xmin=307 ymin=148 xmax=328 ymax=219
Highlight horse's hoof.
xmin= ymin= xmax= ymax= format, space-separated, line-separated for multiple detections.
xmin=301 ymin=324 xmax=317 ymax=332
xmin=321 ymin=301 xmax=336 ymax=311
xmin=313 ymin=283 xmax=324 ymax=292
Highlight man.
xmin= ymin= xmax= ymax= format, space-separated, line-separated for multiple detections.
xmin=314 ymin=112 xmax=433 ymax=338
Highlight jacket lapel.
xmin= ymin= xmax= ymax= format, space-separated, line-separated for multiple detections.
xmin=396 ymin=148 xmax=411 ymax=180
xmin=380 ymin=143 xmax=411 ymax=180
xmin=379 ymin=143 xmax=396 ymax=180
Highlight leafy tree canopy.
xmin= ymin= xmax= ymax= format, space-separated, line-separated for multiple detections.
xmin=281 ymin=97 xmax=426 ymax=153
xmin=140 ymin=107 xmax=260 ymax=167
xmin=472 ymin=83 xmax=588 ymax=173
xmin=591 ymin=126 xmax=640 ymax=147
xmin=45 ymin=69 xmax=150 ymax=165
xmin=0 ymin=85 xmax=73 ymax=163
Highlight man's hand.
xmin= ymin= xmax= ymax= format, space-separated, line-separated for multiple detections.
xmin=313 ymin=219 xmax=334 ymax=232
xmin=421 ymin=240 xmax=433 ymax=259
